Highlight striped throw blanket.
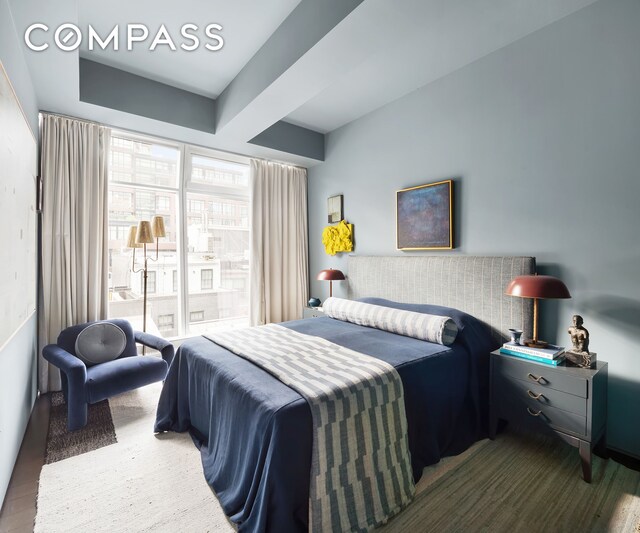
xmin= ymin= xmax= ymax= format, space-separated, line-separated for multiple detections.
xmin=206 ymin=324 xmax=415 ymax=532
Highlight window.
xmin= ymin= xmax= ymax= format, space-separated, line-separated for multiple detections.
xmin=109 ymin=191 xmax=133 ymax=209
xmin=190 ymin=310 xmax=204 ymax=322
xmin=108 ymin=134 xmax=180 ymax=334
xmin=156 ymin=196 xmax=170 ymax=212
xmin=190 ymin=155 xmax=249 ymax=187
xmin=188 ymin=199 xmax=205 ymax=213
xmin=136 ymin=191 xmax=155 ymax=211
xmin=201 ymin=269 xmax=213 ymax=290
xmin=109 ymin=136 xmax=179 ymax=188
xmin=185 ymin=153 xmax=249 ymax=334
xmin=108 ymin=133 xmax=250 ymax=338
xmin=158 ymin=314 xmax=174 ymax=329
xmin=145 ymin=271 xmax=157 ymax=294
xmin=109 ymin=225 xmax=129 ymax=241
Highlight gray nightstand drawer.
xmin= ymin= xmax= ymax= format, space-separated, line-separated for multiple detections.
xmin=496 ymin=375 xmax=587 ymax=416
xmin=498 ymin=389 xmax=587 ymax=437
xmin=495 ymin=355 xmax=588 ymax=398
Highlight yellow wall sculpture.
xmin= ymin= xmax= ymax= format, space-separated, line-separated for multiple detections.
xmin=322 ymin=220 xmax=353 ymax=256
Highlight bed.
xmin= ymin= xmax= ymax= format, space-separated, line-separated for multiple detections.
xmin=155 ymin=256 xmax=535 ymax=532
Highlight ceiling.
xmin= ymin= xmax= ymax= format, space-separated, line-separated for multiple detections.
xmin=8 ymin=0 xmax=599 ymax=165
xmin=78 ymin=0 xmax=300 ymax=98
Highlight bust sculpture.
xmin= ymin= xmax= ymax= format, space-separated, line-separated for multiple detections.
xmin=566 ymin=315 xmax=596 ymax=368
xmin=568 ymin=314 xmax=589 ymax=354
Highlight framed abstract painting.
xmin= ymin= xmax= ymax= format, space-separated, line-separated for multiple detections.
xmin=396 ymin=179 xmax=453 ymax=250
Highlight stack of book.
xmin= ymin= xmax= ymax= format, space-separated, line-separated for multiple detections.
xmin=500 ymin=342 xmax=566 ymax=366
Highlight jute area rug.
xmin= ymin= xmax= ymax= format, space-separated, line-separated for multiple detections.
xmin=35 ymin=383 xmax=234 ymax=532
xmin=35 ymin=383 xmax=640 ymax=532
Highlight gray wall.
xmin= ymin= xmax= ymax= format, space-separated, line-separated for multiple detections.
xmin=0 ymin=0 xmax=39 ymax=507
xmin=309 ymin=0 xmax=640 ymax=456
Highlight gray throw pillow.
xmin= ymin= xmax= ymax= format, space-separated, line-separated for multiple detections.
xmin=75 ymin=322 xmax=127 ymax=367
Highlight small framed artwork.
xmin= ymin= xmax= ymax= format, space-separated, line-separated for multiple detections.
xmin=396 ymin=179 xmax=453 ymax=250
xmin=327 ymin=194 xmax=343 ymax=223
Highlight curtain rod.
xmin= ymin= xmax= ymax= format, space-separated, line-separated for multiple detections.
xmin=40 ymin=111 xmax=104 ymax=127
xmin=39 ymin=111 xmax=309 ymax=171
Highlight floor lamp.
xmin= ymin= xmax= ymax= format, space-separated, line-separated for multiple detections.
xmin=128 ymin=216 xmax=165 ymax=336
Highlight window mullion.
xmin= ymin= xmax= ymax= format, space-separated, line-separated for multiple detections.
xmin=178 ymin=143 xmax=189 ymax=338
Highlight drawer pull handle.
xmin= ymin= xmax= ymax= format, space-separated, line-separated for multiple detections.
xmin=527 ymin=373 xmax=545 ymax=384
xmin=527 ymin=407 xmax=542 ymax=417
xmin=527 ymin=390 xmax=544 ymax=401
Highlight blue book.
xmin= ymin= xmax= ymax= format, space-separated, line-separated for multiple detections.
xmin=500 ymin=347 xmax=566 ymax=366
xmin=502 ymin=341 xmax=565 ymax=359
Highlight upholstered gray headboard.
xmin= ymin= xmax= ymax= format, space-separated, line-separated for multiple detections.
xmin=347 ymin=256 xmax=535 ymax=342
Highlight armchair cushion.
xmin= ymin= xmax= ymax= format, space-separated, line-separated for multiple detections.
xmin=75 ymin=322 xmax=127 ymax=366
xmin=57 ymin=319 xmax=138 ymax=359
xmin=86 ymin=355 xmax=168 ymax=404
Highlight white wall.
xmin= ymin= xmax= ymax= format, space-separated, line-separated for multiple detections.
xmin=0 ymin=0 xmax=39 ymax=507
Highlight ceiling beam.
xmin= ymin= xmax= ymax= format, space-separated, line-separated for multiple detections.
xmin=214 ymin=0 xmax=366 ymax=141
xmin=80 ymin=59 xmax=216 ymax=133
xmin=249 ymin=121 xmax=324 ymax=161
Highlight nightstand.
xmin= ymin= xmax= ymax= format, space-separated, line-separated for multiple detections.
xmin=302 ymin=306 xmax=324 ymax=319
xmin=489 ymin=350 xmax=608 ymax=483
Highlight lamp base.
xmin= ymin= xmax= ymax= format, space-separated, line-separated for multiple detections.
xmin=524 ymin=339 xmax=549 ymax=348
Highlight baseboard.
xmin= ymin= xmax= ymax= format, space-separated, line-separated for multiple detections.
xmin=607 ymin=446 xmax=640 ymax=472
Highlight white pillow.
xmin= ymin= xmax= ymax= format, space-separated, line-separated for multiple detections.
xmin=75 ymin=322 xmax=127 ymax=366
xmin=322 ymin=297 xmax=458 ymax=345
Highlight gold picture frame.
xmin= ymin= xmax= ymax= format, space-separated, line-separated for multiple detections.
xmin=396 ymin=179 xmax=453 ymax=250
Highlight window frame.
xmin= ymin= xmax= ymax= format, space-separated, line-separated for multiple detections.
xmin=108 ymin=129 xmax=250 ymax=340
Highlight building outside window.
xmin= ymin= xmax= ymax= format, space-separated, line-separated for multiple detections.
xmin=107 ymin=132 xmax=249 ymax=338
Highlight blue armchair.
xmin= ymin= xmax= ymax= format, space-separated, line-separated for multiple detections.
xmin=42 ymin=319 xmax=174 ymax=431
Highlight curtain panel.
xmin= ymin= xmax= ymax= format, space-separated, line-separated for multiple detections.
xmin=38 ymin=114 xmax=110 ymax=393
xmin=249 ymin=159 xmax=309 ymax=325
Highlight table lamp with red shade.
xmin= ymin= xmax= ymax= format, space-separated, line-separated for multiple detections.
xmin=505 ymin=274 xmax=571 ymax=348
xmin=317 ymin=268 xmax=345 ymax=298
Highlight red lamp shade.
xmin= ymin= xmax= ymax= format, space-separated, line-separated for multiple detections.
xmin=505 ymin=274 xmax=571 ymax=347
xmin=505 ymin=275 xmax=571 ymax=299
xmin=317 ymin=269 xmax=346 ymax=282
xmin=317 ymin=269 xmax=345 ymax=298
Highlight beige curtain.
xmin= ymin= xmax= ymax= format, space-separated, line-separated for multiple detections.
xmin=250 ymin=159 xmax=309 ymax=325
xmin=38 ymin=114 xmax=110 ymax=392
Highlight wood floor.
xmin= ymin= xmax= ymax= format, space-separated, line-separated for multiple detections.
xmin=1 ymin=395 xmax=638 ymax=533
xmin=0 ymin=396 xmax=49 ymax=533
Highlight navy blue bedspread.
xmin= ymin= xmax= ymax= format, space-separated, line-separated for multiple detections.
xmin=154 ymin=301 xmax=498 ymax=532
